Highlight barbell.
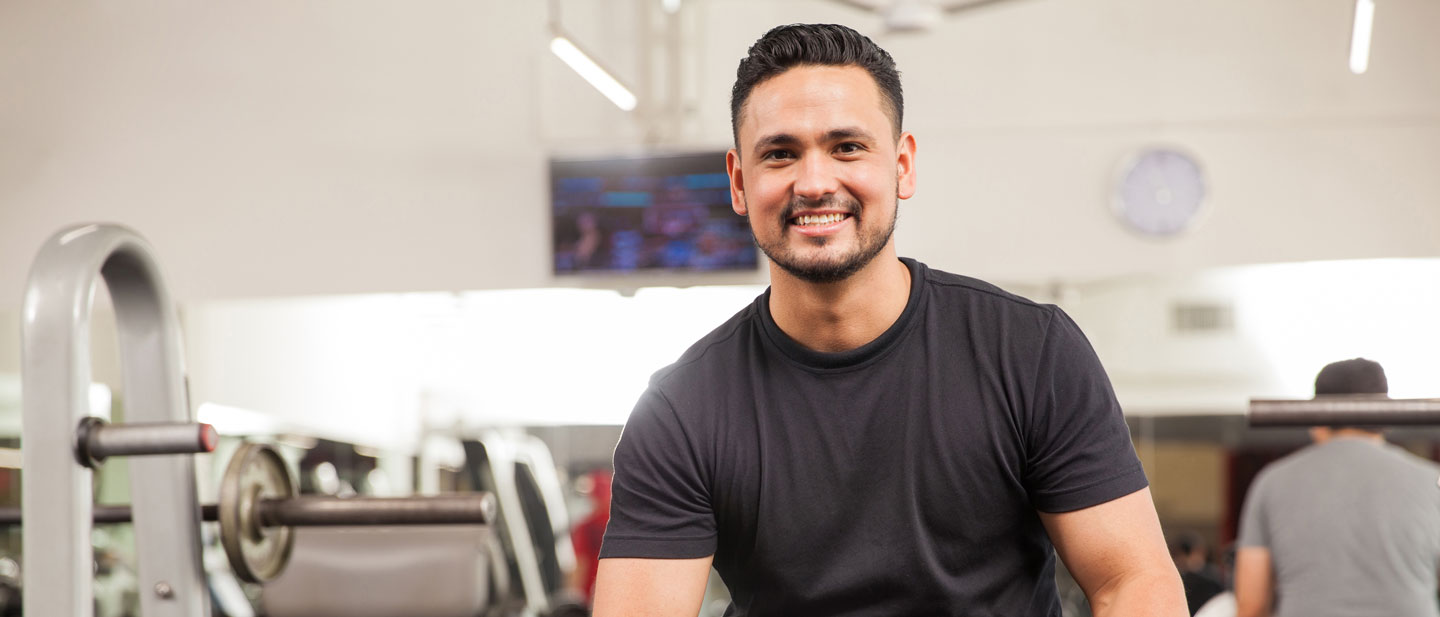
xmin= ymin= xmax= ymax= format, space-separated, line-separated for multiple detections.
xmin=1248 ymin=396 xmax=1440 ymax=427
xmin=6 ymin=428 xmax=497 ymax=584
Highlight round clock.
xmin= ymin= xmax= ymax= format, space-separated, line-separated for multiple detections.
xmin=1112 ymin=147 xmax=1207 ymax=237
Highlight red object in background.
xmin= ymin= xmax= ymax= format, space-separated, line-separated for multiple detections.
xmin=572 ymin=470 xmax=613 ymax=606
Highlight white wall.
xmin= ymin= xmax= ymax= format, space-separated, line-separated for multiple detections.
xmin=2 ymin=0 xmax=1437 ymax=308
xmin=179 ymin=286 xmax=767 ymax=448
xmin=1066 ymin=258 xmax=1440 ymax=415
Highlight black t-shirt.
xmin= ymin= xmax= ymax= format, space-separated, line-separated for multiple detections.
xmin=601 ymin=258 xmax=1147 ymax=616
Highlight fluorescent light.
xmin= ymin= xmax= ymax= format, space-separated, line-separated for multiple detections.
xmin=549 ymin=36 xmax=638 ymax=111
xmin=661 ymin=0 xmax=681 ymax=14
xmin=1349 ymin=0 xmax=1375 ymax=74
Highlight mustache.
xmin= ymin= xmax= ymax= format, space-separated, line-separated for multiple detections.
xmin=780 ymin=195 xmax=862 ymax=221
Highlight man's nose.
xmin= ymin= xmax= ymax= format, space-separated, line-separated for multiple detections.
xmin=793 ymin=155 xmax=839 ymax=201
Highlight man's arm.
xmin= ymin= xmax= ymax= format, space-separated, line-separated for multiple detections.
xmin=592 ymin=556 xmax=713 ymax=617
xmin=1039 ymin=487 xmax=1187 ymax=617
xmin=1232 ymin=547 xmax=1274 ymax=617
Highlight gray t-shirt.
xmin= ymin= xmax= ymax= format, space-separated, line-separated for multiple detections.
xmin=1238 ymin=437 xmax=1440 ymax=617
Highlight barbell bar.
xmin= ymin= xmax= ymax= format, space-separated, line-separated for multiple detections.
xmin=1248 ymin=397 xmax=1440 ymax=427
xmin=0 ymin=495 xmax=496 ymax=528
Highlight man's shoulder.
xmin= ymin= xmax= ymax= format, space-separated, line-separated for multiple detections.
xmin=1260 ymin=439 xmax=1440 ymax=483
xmin=1378 ymin=442 xmax=1440 ymax=477
xmin=915 ymin=260 xmax=1056 ymax=321
xmin=649 ymin=296 xmax=762 ymax=392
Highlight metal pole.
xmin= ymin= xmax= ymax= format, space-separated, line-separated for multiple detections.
xmin=258 ymin=494 xmax=498 ymax=527
xmin=1248 ymin=397 xmax=1440 ymax=427
xmin=0 ymin=495 xmax=495 ymax=527
xmin=76 ymin=418 xmax=218 ymax=466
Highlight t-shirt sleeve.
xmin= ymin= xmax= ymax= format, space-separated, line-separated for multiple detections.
xmin=1235 ymin=471 xmax=1271 ymax=549
xmin=1024 ymin=307 xmax=1149 ymax=513
xmin=600 ymin=386 xmax=717 ymax=559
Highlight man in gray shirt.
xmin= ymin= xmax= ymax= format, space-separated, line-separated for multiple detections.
xmin=1235 ymin=358 xmax=1440 ymax=617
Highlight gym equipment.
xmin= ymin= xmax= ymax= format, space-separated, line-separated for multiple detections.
xmin=1 ymin=441 xmax=497 ymax=582
xmin=74 ymin=417 xmax=218 ymax=466
xmin=23 ymin=223 xmax=209 ymax=617
xmin=260 ymin=526 xmax=500 ymax=617
xmin=18 ymin=223 xmax=500 ymax=616
xmin=1248 ymin=397 xmax=1440 ymax=427
xmin=459 ymin=434 xmax=586 ymax=617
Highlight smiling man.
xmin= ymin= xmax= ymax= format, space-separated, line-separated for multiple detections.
xmin=592 ymin=24 xmax=1185 ymax=616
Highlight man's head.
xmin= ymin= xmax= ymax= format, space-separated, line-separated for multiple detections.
xmin=725 ymin=24 xmax=917 ymax=285
xmin=1314 ymin=357 xmax=1388 ymax=396
xmin=1311 ymin=357 xmax=1388 ymax=438
xmin=731 ymin=24 xmax=904 ymax=145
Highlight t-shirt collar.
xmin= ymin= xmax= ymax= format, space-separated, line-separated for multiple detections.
xmin=757 ymin=257 xmax=927 ymax=371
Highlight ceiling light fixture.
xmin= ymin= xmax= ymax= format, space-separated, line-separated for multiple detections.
xmin=1349 ymin=0 xmax=1375 ymax=74
xmin=549 ymin=33 xmax=638 ymax=111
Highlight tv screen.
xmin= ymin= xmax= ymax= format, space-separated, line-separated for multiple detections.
xmin=550 ymin=152 xmax=758 ymax=274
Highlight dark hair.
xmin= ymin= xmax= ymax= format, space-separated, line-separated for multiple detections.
xmin=1314 ymin=358 xmax=1388 ymax=396
xmin=730 ymin=24 xmax=904 ymax=146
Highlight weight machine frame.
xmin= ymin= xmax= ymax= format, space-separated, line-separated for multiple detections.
xmin=22 ymin=224 xmax=209 ymax=617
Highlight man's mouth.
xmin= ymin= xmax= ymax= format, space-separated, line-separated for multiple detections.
xmin=788 ymin=212 xmax=852 ymax=227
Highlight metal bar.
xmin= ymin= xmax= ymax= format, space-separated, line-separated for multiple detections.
xmin=258 ymin=494 xmax=498 ymax=527
xmin=101 ymin=228 xmax=211 ymax=617
xmin=0 ymin=495 xmax=493 ymax=527
xmin=79 ymin=419 xmax=218 ymax=465
xmin=1248 ymin=397 xmax=1440 ymax=427
xmin=22 ymin=224 xmax=211 ymax=617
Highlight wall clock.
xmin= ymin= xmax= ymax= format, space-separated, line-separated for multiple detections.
xmin=1112 ymin=147 xmax=1207 ymax=237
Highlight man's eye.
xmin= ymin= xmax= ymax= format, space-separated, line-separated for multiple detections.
xmin=764 ymin=150 xmax=794 ymax=161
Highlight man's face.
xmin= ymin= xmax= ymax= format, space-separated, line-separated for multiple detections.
xmin=726 ymin=65 xmax=917 ymax=284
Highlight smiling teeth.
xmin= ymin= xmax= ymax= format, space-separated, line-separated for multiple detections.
xmin=796 ymin=213 xmax=846 ymax=226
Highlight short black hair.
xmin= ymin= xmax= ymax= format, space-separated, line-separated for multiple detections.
xmin=730 ymin=24 xmax=904 ymax=146
xmin=1314 ymin=358 xmax=1388 ymax=396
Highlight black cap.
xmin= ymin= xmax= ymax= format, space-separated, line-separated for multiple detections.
xmin=1314 ymin=358 xmax=1388 ymax=396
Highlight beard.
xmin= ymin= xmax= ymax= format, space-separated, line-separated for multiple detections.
xmin=748 ymin=193 xmax=899 ymax=284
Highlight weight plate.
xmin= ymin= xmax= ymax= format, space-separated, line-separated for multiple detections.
xmin=219 ymin=443 xmax=296 ymax=583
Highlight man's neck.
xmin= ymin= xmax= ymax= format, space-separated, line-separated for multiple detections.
xmin=767 ymin=249 xmax=912 ymax=353
xmin=1311 ymin=427 xmax=1385 ymax=444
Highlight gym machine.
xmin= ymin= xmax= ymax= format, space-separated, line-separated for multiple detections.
xmin=16 ymin=223 xmax=498 ymax=616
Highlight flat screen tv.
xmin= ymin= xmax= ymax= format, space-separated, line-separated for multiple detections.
xmin=550 ymin=152 xmax=758 ymax=274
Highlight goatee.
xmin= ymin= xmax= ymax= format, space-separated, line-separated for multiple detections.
xmin=748 ymin=194 xmax=898 ymax=285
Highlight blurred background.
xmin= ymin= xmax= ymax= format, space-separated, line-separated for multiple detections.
xmin=0 ymin=0 xmax=1437 ymax=615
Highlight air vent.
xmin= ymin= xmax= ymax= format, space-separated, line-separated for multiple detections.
xmin=1171 ymin=302 xmax=1234 ymax=334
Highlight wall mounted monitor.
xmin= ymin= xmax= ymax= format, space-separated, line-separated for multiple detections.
xmin=550 ymin=152 xmax=757 ymax=274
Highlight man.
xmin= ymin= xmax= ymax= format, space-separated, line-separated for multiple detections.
xmin=593 ymin=24 xmax=1185 ymax=616
xmin=1234 ymin=358 xmax=1440 ymax=617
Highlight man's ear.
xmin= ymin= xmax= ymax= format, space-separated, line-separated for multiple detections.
xmin=727 ymin=148 xmax=747 ymax=216
xmin=895 ymin=132 xmax=917 ymax=200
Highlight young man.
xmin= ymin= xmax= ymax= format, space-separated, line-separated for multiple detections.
xmin=593 ymin=24 xmax=1185 ymax=616
xmin=1234 ymin=358 xmax=1440 ymax=617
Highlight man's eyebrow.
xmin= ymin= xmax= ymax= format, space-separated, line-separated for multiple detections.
xmin=751 ymin=133 xmax=800 ymax=156
xmin=750 ymin=127 xmax=878 ymax=156
xmin=823 ymin=127 xmax=876 ymax=143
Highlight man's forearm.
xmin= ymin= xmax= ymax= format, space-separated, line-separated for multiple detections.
xmin=1087 ymin=570 xmax=1188 ymax=617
